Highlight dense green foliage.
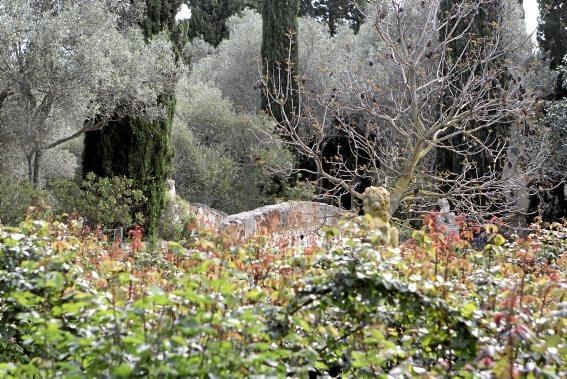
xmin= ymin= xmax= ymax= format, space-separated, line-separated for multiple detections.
xmin=186 ymin=0 xmax=255 ymax=46
xmin=186 ymin=9 xmax=263 ymax=113
xmin=0 ymin=178 xmax=47 ymax=226
xmin=49 ymin=173 xmax=147 ymax=230
xmin=141 ymin=0 xmax=187 ymax=55
xmin=83 ymin=101 xmax=175 ymax=236
xmin=172 ymin=79 xmax=294 ymax=213
xmin=261 ymin=0 xmax=300 ymax=123
xmin=144 ymin=0 xmax=188 ymax=58
xmin=538 ymin=0 xmax=567 ymax=70
xmin=156 ymin=195 xmax=196 ymax=241
xmin=1 ymin=2 xmax=566 ymax=376
xmin=533 ymin=0 xmax=567 ymax=220
xmin=0 ymin=213 xmax=565 ymax=377
xmin=82 ymin=0 xmax=180 ymax=236
xmin=0 ymin=0 xmax=176 ymax=187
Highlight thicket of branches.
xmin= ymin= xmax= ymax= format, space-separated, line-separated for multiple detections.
xmin=261 ymin=0 xmax=558 ymax=222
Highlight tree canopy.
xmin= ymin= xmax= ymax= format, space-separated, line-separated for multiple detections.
xmin=538 ymin=0 xmax=567 ymax=70
xmin=0 ymin=0 xmax=177 ymax=187
xmin=82 ymin=0 xmax=181 ymax=235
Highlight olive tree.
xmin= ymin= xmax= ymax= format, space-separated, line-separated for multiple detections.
xmin=0 ymin=0 xmax=177 ymax=186
xmin=188 ymin=9 xmax=264 ymax=113
xmin=172 ymin=76 xmax=294 ymax=213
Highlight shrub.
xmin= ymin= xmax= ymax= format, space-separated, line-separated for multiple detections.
xmin=189 ymin=9 xmax=263 ymax=113
xmin=0 ymin=214 xmax=565 ymax=377
xmin=173 ymin=79 xmax=294 ymax=214
xmin=0 ymin=177 xmax=47 ymax=226
xmin=48 ymin=173 xmax=147 ymax=229
xmin=156 ymin=195 xmax=196 ymax=241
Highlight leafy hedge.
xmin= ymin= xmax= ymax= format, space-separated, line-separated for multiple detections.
xmin=0 ymin=214 xmax=565 ymax=377
xmin=0 ymin=178 xmax=47 ymax=226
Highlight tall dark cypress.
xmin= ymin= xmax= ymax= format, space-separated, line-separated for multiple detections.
xmin=83 ymin=0 xmax=180 ymax=236
xmin=261 ymin=0 xmax=300 ymax=124
xmin=145 ymin=0 xmax=188 ymax=57
xmin=530 ymin=0 xmax=567 ymax=220
xmin=186 ymin=0 xmax=257 ymax=47
xmin=436 ymin=0 xmax=509 ymax=204
xmin=538 ymin=0 xmax=567 ymax=71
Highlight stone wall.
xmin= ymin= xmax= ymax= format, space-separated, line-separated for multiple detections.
xmin=188 ymin=203 xmax=228 ymax=229
xmin=189 ymin=201 xmax=345 ymax=246
xmin=220 ymin=201 xmax=344 ymax=246
xmin=166 ymin=180 xmax=345 ymax=245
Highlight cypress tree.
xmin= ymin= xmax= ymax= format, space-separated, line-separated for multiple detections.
xmin=530 ymin=0 xmax=567 ymax=220
xmin=83 ymin=0 xmax=180 ymax=236
xmin=299 ymin=0 xmax=316 ymax=16
xmin=538 ymin=0 xmax=567 ymax=71
xmin=186 ymin=0 xmax=257 ymax=46
xmin=143 ymin=0 xmax=188 ymax=58
xmin=436 ymin=0 xmax=509 ymax=201
xmin=261 ymin=0 xmax=300 ymax=124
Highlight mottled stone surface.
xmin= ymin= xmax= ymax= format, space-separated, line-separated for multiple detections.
xmin=188 ymin=201 xmax=344 ymax=246
xmin=220 ymin=201 xmax=343 ymax=245
xmin=361 ymin=186 xmax=399 ymax=247
xmin=165 ymin=179 xmax=176 ymax=199
xmin=436 ymin=198 xmax=458 ymax=235
xmin=189 ymin=203 xmax=228 ymax=229
xmin=362 ymin=186 xmax=391 ymax=222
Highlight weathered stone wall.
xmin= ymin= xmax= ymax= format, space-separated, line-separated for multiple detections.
xmin=167 ymin=180 xmax=344 ymax=245
xmin=220 ymin=201 xmax=343 ymax=246
xmin=188 ymin=201 xmax=344 ymax=246
xmin=169 ymin=181 xmax=401 ymax=248
xmin=189 ymin=203 xmax=228 ymax=229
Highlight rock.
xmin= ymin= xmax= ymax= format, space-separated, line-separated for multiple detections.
xmin=188 ymin=203 xmax=228 ymax=229
xmin=362 ymin=186 xmax=391 ymax=221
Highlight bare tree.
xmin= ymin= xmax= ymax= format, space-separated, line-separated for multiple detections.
xmin=261 ymin=0 xmax=552 ymax=220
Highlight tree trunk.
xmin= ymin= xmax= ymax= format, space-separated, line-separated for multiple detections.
xmin=27 ymin=153 xmax=34 ymax=184
xmin=32 ymin=149 xmax=42 ymax=188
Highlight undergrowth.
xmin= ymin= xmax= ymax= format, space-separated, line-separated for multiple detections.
xmin=0 ymin=213 xmax=565 ymax=377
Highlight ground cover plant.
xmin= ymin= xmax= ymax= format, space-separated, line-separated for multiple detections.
xmin=0 ymin=210 xmax=565 ymax=378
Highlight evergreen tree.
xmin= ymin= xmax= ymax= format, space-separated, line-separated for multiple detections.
xmin=261 ymin=0 xmax=300 ymax=123
xmin=144 ymin=0 xmax=181 ymax=37
xmin=144 ymin=0 xmax=188 ymax=58
xmin=533 ymin=0 xmax=567 ymax=220
xmin=436 ymin=0 xmax=509 ymax=204
xmin=538 ymin=0 xmax=567 ymax=71
xmin=299 ymin=0 xmax=368 ymax=35
xmin=299 ymin=0 xmax=316 ymax=19
xmin=187 ymin=0 xmax=258 ymax=46
xmin=83 ymin=1 xmax=180 ymax=236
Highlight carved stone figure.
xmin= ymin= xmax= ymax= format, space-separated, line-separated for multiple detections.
xmin=362 ymin=186 xmax=399 ymax=247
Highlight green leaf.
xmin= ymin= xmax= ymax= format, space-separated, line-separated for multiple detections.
xmin=491 ymin=234 xmax=506 ymax=246
xmin=351 ymin=351 xmax=369 ymax=368
xmin=11 ymin=291 xmax=44 ymax=307
xmin=112 ymin=363 xmax=134 ymax=378
xmin=461 ymin=302 xmax=477 ymax=318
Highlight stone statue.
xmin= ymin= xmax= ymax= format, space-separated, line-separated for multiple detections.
xmin=361 ymin=186 xmax=399 ymax=247
xmin=436 ymin=198 xmax=458 ymax=236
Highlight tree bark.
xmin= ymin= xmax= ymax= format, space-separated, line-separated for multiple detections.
xmin=26 ymin=153 xmax=34 ymax=184
xmin=32 ymin=149 xmax=42 ymax=188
